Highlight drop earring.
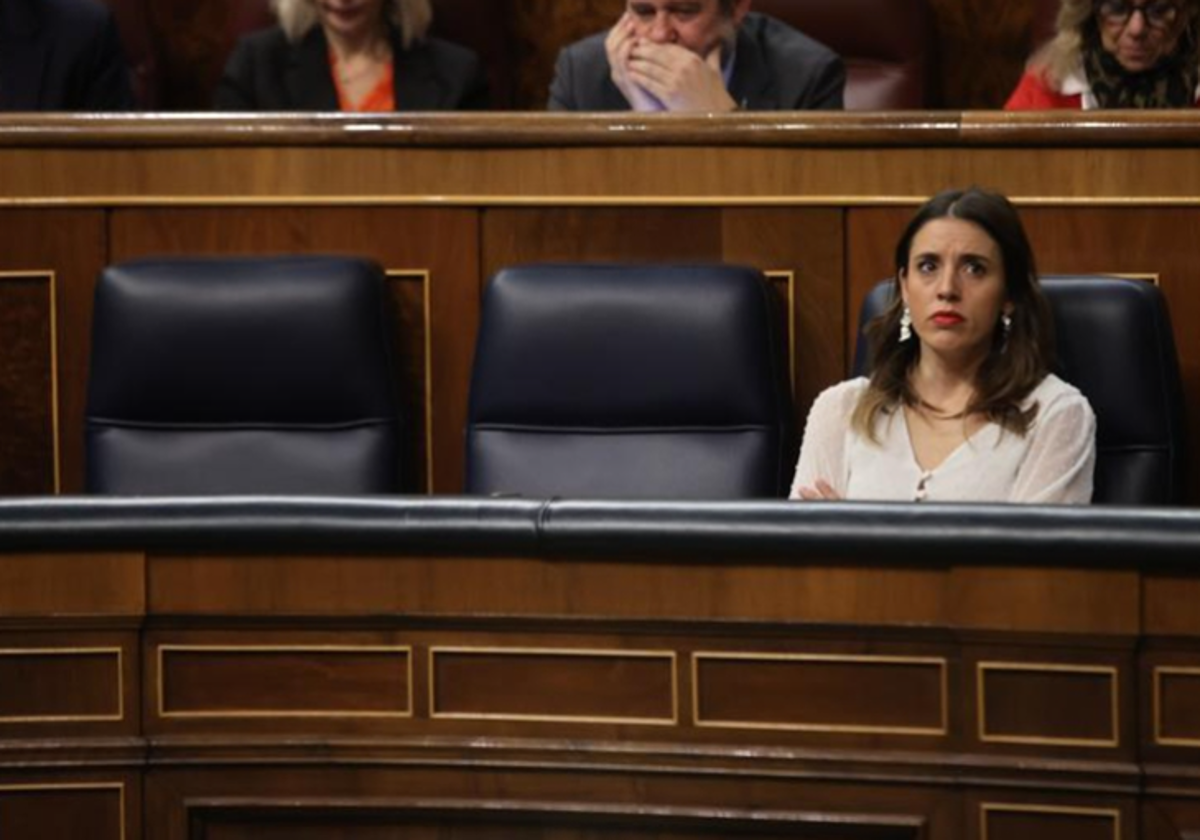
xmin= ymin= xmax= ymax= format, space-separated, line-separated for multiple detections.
xmin=899 ymin=306 xmax=913 ymax=342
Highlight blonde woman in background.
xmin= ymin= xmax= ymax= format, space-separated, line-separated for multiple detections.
xmin=1006 ymin=0 xmax=1200 ymax=108
xmin=215 ymin=0 xmax=487 ymax=111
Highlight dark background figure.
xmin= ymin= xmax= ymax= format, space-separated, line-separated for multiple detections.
xmin=0 ymin=0 xmax=135 ymax=110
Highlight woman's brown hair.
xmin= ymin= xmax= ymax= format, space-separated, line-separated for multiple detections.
xmin=851 ymin=187 xmax=1055 ymax=442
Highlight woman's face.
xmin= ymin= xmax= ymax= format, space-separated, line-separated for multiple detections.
xmin=1097 ymin=0 xmax=1186 ymax=72
xmin=900 ymin=218 xmax=1012 ymax=365
xmin=317 ymin=0 xmax=387 ymax=42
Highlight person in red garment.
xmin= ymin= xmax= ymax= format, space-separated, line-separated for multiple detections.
xmin=1006 ymin=0 xmax=1200 ymax=108
xmin=215 ymin=0 xmax=487 ymax=112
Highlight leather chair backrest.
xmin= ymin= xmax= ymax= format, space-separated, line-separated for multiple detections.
xmin=853 ymin=277 xmax=1186 ymax=505
xmin=753 ymin=0 xmax=939 ymax=108
xmin=466 ymin=264 xmax=795 ymax=499
xmin=86 ymin=256 xmax=402 ymax=495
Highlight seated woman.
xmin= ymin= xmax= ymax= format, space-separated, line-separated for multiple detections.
xmin=1006 ymin=0 xmax=1199 ymax=108
xmin=790 ymin=188 xmax=1096 ymax=504
xmin=214 ymin=0 xmax=488 ymax=111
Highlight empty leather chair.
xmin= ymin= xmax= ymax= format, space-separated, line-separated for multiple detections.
xmin=466 ymin=264 xmax=795 ymax=499
xmin=86 ymin=256 xmax=402 ymax=495
xmin=854 ymin=277 xmax=1186 ymax=504
xmin=754 ymin=0 xmax=939 ymax=109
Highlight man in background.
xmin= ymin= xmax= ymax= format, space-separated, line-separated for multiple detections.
xmin=0 ymin=0 xmax=134 ymax=110
xmin=548 ymin=0 xmax=843 ymax=112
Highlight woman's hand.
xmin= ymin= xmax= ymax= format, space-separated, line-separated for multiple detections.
xmin=797 ymin=479 xmax=842 ymax=501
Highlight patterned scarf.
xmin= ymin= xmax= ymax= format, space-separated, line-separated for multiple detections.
xmin=1082 ymin=18 xmax=1199 ymax=107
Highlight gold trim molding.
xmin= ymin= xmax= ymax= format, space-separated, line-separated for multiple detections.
xmin=0 ymin=781 xmax=125 ymax=840
xmin=692 ymin=652 xmax=948 ymax=736
xmin=980 ymin=803 xmax=1120 ymax=840
xmin=429 ymin=646 xmax=679 ymax=726
xmin=977 ymin=661 xmax=1119 ymax=748
xmin=157 ymin=644 xmax=414 ymax=720
xmin=0 ymin=647 xmax=122 ymax=723
xmin=1153 ymin=666 xmax=1200 ymax=747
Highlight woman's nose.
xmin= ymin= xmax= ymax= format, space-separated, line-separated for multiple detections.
xmin=1125 ymin=7 xmax=1149 ymax=35
xmin=935 ymin=270 xmax=961 ymax=299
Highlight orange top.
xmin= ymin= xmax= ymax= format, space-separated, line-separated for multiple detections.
xmin=329 ymin=53 xmax=395 ymax=112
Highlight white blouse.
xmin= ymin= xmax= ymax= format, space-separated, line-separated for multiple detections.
xmin=789 ymin=374 xmax=1096 ymax=504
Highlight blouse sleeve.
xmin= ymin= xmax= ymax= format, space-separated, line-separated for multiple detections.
xmin=789 ymin=380 xmax=861 ymax=500
xmin=1009 ymin=391 xmax=1097 ymax=504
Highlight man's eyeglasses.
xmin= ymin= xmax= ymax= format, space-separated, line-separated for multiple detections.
xmin=1097 ymin=0 xmax=1181 ymax=30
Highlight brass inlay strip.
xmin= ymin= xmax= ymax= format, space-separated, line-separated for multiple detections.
xmin=0 ymin=781 xmax=125 ymax=840
xmin=429 ymin=646 xmax=678 ymax=726
xmin=1153 ymin=666 xmax=1200 ymax=747
xmin=157 ymin=644 xmax=413 ymax=719
xmin=765 ymin=270 xmax=797 ymax=389
xmin=0 ymin=270 xmax=60 ymax=493
xmin=385 ymin=269 xmax=434 ymax=493
xmin=980 ymin=803 xmax=1120 ymax=840
xmin=692 ymin=652 xmax=948 ymax=736
xmin=977 ymin=661 xmax=1119 ymax=748
xmin=7 ymin=194 xmax=1200 ymax=209
xmin=0 ymin=647 xmax=122 ymax=723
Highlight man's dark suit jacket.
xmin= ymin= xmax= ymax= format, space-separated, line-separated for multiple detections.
xmin=214 ymin=24 xmax=488 ymax=111
xmin=0 ymin=0 xmax=134 ymax=111
xmin=548 ymin=12 xmax=844 ymax=111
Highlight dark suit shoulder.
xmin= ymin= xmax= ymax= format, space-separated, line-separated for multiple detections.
xmin=547 ymin=30 xmax=623 ymax=111
xmin=736 ymin=12 xmax=845 ymax=110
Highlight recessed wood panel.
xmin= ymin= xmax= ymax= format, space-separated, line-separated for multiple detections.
xmin=694 ymin=653 xmax=946 ymax=735
xmin=0 ymin=648 xmax=122 ymax=723
xmin=981 ymin=803 xmax=1120 ymax=840
xmin=158 ymin=645 xmax=412 ymax=718
xmin=0 ymin=783 xmax=124 ymax=840
xmin=0 ymin=210 xmax=106 ymax=494
xmin=431 ymin=647 xmax=676 ymax=724
xmin=189 ymin=799 xmax=924 ymax=840
xmin=1155 ymin=668 xmax=1200 ymax=747
xmin=0 ymin=271 xmax=56 ymax=495
xmin=978 ymin=663 xmax=1118 ymax=748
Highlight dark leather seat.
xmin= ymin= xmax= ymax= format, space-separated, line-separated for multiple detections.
xmin=854 ymin=277 xmax=1186 ymax=504
xmin=465 ymin=264 xmax=795 ymax=500
xmin=86 ymin=256 xmax=402 ymax=495
xmin=754 ymin=0 xmax=939 ymax=109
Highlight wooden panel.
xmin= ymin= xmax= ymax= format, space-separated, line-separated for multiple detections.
xmin=187 ymin=799 xmax=924 ymax=839
xmin=0 ymin=782 xmax=125 ymax=840
xmin=0 ymin=553 xmax=144 ymax=617
xmin=0 ymin=210 xmax=106 ymax=494
xmin=0 ymin=271 xmax=55 ymax=495
xmin=950 ymin=567 xmax=1139 ymax=635
xmin=431 ymin=648 xmax=676 ymax=724
xmin=109 ymin=207 xmax=479 ymax=493
xmin=0 ymin=648 xmax=122 ymax=723
xmin=157 ymin=645 xmax=411 ymax=719
xmin=148 ymin=554 xmax=947 ymax=626
xmin=979 ymin=803 xmax=1121 ymax=840
xmin=694 ymin=653 xmax=946 ymax=736
xmin=977 ymin=663 xmax=1119 ymax=748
